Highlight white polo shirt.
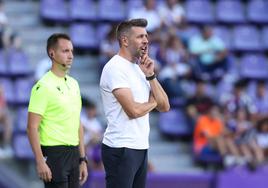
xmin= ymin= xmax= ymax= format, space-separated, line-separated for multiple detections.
xmin=100 ymin=55 xmax=151 ymax=149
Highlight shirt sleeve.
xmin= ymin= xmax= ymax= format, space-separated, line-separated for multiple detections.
xmin=212 ymin=37 xmax=226 ymax=51
xmin=28 ymin=82 xmax=49 ymax=116
xmin=105 ymin=67 xmax=129 ymax=92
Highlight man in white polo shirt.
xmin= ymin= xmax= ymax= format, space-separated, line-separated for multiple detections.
xmin=100 ymin=18 xmax=170 ymax=188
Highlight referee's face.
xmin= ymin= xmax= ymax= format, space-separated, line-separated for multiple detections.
xmin=54 ymin=39 xmax=74 ymax=71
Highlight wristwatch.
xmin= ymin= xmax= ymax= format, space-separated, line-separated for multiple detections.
xmin=146 ymin=73 xmax=156 ymax=81
xmin=79 ymin=156 xmax=88 ymax=164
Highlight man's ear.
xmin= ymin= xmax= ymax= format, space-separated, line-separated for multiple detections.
xmin=122 ymin=36 xmax=128 ymax=47
xmin=48 ymin=49 xmax=54 ymax=58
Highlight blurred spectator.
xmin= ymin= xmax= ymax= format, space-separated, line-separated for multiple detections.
xmin=99 ymin=26 xmax=119 ymax=70
xmin=157 ymin=35 xmax=192 ymax=107
xmin=186 ymin=79 xmax=214 ymax=127
xmin=0 ymin=84 xmax=13 ymax=158
xmin=81 ymin=99 xmax=103 ymax=171
xmin=226 ymin=108 xmax=257 ymax=165
xmin=0 ymin=0 xmax=8 ymax=49
xmin=158 ymin=34 xmax=191 ymax=79
xmin=175 ymin=19 xmax=199 ymax=48
xmin=220 ymin=79 xmax=257 ymax=123
xmin=252 ymin=80 xmax=268 ymax=121
xmin=158 ymin=0 xmax=185 ymax=27
xmin=8 ymin=33 xmax=22 ymax=50
xmin=128 ymin=0 xmax=161 ymax=33
xmin=0 ymin=0 xmax=7 ymax=28
xmin=255 ymin=118 xmax=268 ymax=163
xmin=193 ymin=103 xmax=228 ymax=159
xmin=189 ymin=26 xmax=228 ymax=82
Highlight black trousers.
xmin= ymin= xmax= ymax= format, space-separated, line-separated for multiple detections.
xmin=101 ymin=144 xmax=148 ymax=188
xmin=41 ymin=145 xmax=80 ymax=188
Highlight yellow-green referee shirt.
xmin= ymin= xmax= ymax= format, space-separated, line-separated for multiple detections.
xmin=28 ymin=71 xmax=82 ymax=146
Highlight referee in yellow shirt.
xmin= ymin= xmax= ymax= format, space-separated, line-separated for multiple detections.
xmin=27 ymin=33 xmax=88 ymax=188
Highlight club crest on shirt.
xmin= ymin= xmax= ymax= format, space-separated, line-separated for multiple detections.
xmin=56 ymin=86 xmax=63 ymax=94
xmin=36 ymin=84 xmax=40 ymax=91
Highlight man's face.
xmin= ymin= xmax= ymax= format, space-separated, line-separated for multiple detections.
xmin=53 ymin=38 xmax=74 ymax=71
xmin=202 ymin=27 xmax=212 ymax=40
xmin=127 ymin=27 xmax=148 ymax=58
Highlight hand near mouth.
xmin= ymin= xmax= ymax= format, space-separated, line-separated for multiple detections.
xmin=139 ymin=53 xmax=155 ymax=77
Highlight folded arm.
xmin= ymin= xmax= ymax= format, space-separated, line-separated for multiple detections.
xmin=113 ymin=88 xmax=157 ymax=119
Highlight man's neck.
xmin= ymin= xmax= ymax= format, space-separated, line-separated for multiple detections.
xmin=118 ymin=49 xmax=136 ymax=63
xmin=51 ymin=67 xmax=67 ymax=78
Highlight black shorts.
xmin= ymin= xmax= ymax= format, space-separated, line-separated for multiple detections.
xmin=41 ymin=145 xmax=80 ymax=188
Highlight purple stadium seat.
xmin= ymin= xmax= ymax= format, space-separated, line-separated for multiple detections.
xmin=233 ymin=25 xmax=262 ymax=51
xmin=96 ymin=24 xmax=112 ymax=42
xmin=0 ymin=50 xmax=7 ymax=76
xmin=239 ymin=54 xmax=268 ymax=80
xmin=98 ymin=0 xmax=126 ymax=22
xmin=217 ymin=166 xmax=268 ymax=188
xmin=12 ymin=133 xmax=34 ymax=160
xmin=16 ymin=107 xmax=28 ymax=132
xmin=262 ymin=26 xmax=268 ymax=50
xmin=185 ymin=0 xmax=215 ymax=24
xmin=176 ymin=25 xmax=200 ymax=46
xmin=40 ymin=0 xmax=69 ymax=24
xmin=247 ymin=0 xmax=268 ymax=24
xmin=126 ymin=0 xmax=143 ymax=12
xmin=0 ymin=78 xmax=15 ymax=105
xmin=212 ymin=26 xmax=232 ymax=49
xmin=14 ymin=78 xmax=34 ymax=105
xmin=158 ymin=108 xmax=191 ymax=137
xmin=7 ymin=49 xmax=33 ymax=77
xmin=70 ymin=0 xmax=97 ymax=22
xmin=69 ymin=23 xmax=99 ymax=50
xmin=216 ymin=0 xmax=246 ymax=24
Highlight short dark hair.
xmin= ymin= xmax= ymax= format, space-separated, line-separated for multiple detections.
xmin=116 ymin=18 xmax=148 ymax=46
xmin=46 ymin=33 xmax=71 ymax=57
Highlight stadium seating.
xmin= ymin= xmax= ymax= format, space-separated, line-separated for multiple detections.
xmin=232 ymin=25 xmax=262 ymax=51
xmin=12 ymin=133 xmax=34 ymax=160
xmin=216 ymin=0 xmax=246 ymax=24
xmin=0 ymin=78 xmax=15 ymax=105
xmin=96 ymin=23 xmax=112 ymax=42
xmin=70 ymin=0 xmax=98 ymax=22
xmin=247 ymin=0 xmax=268 ymax=24
xmin=239 ymin=53 xmax=268 ymax=80
xmin=158 ymin=108 xmax=192 ymax=137
xmin=40 ymin=0 xmax=69 ymax=24
xmin=126 ymin=0 xmax=143 ymax=11
xmin=185 ymin=0 xmax=215 ymax=24
xmin=69 ymin=23 xmax=99 ymax=50
xmin=15 ymin=107 xmax=28 ymax=132
xmin=262 ymin=26 xmax=268 ymax=50
xmin=0 ymin=50 xmax=7 ymax=76
xmin=98 ymin=0 xmax=126 ymax=22
xmin=7 ymin=50 xmax=33 ymax=77
xmin=212 ymin=26 xmax=232 ymax=50
xmin=14 ymin=78 xmax=34 ymax=106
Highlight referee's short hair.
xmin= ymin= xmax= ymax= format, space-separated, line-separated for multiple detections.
xmin=116 ymin=18 xmax=148 ymax=47
xmin=46 ymin=33 xmax=71 ymax=57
